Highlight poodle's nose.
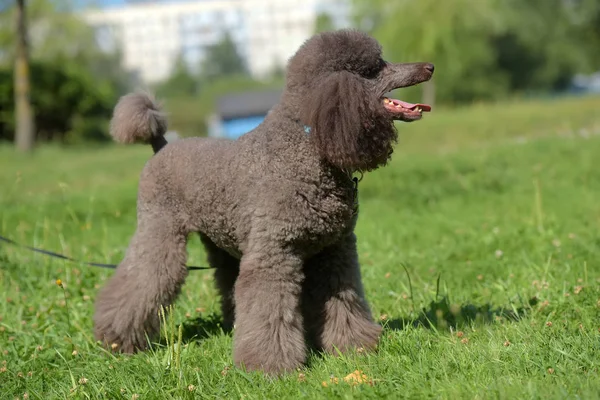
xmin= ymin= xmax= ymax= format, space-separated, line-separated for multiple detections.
xmin=425 ymin=63 xmax=435 ymax=73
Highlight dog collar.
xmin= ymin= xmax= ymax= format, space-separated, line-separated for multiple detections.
xmin=293 ymin=119 xmax=311 ymax=135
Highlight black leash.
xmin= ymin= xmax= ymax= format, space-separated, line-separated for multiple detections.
xmin=0 ymin=234 xmax=213 ymax=271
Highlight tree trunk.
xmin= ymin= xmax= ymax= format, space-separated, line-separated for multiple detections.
xmin=422 ymin=79 xmax=435 ymax=108
xmin=14 ymin=0 xmax=35 ymax=152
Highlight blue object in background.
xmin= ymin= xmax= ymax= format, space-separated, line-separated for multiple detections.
xmin=221 ymin=115 xmax=266 ymax=139
xmin=210 ymin=89 xmax=283 ymax=139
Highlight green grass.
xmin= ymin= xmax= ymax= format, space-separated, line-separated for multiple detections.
xmin=1 ymin=95 xmax=600 ymax=399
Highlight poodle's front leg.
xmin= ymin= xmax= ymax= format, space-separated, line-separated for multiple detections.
xmin=233 ymin=247 xmax=306 ymax=375
xmin=303 ymin=233 xmax=381 ymax=354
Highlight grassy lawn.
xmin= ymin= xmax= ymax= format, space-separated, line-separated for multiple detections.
xmin=1 ymin=95 xmax=600 ymax=399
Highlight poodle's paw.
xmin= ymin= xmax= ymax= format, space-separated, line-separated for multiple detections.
xmin=322 ymin=318 xmax=382 ymax=355
xmin=94 ymin=318 xmax=148 ymax=354
xmin=233 ymin=333 xmax=307 ymax=376
xmin=94 ymin=293 xmax=155 ymax=354
xmin=234 ymin=351 xmax=305 ymax=376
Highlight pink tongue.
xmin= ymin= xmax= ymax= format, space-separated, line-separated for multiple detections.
xmin=392 ymin=99 xmax=432 ymax=112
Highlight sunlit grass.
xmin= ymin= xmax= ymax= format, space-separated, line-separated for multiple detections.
xmin=1 ymin=95 xmax=599 ymax=399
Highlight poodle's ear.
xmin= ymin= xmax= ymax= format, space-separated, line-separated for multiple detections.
xmin=301 ymin=71 xmax=397 ymax=172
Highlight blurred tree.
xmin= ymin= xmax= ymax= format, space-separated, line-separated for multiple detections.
xmin=267 ymin=63 xmax=285 ymax=80
xmin=154 ymin=54 xmax=200 ymax=98
xmin=0 ymin=60 xmax=116 ymax=143
xmin=200 ymin=31 xmax=248 ymax=80
xmin=14 ymin=0 xmax=35 ymax=152
xmin=493 ymin=0 xmax=599 ymax=93
xmin=585 ymin=0 xmax=600 ymax=68
xmin=0 ymin=0 xmax=133 ymax=144
xmin=2 ymin=0 xmax=100 ymax=62
xmin=315 ymin=12 xmax=335 ymax=33
xmin=352 ymin=0 xmax=600 ymax=103
xmin=354 ymin=0 xmax=507 ymax=105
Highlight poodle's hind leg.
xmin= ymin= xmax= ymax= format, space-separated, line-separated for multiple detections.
xmin=199 ymin=234 xmax=239 ymax=331
xmin=94 ymin=210 xmax=189 ymax=353
xmin=303 ymin=233 xmax=381 ymax=354
xmin=233 ymin=246 xmax=306 ymax=375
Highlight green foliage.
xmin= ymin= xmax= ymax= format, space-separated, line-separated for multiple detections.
xmin=315 ymin=12 xmax=335 ymax=33
xmin=200 ymin=31 xmax=248 ymax=81
xmin=0 ymin=59 xmax=119 ymax=144
xmin=493 ymin=0 xmax=598 ymax=92
xmin=154 ymin=54 xmax=199 ymax=98
xmin=362 ymin=0 xmax=507 ymax=104
xmin=1 ymin=96 xmax=600 ymax=398
xmin=0 ymin=0 xmax=133 ymax=144
xmin=353 ymin=0 xmax=600 ymax=104
xmin=2 ymin=0 xmax=95 ymax=63
xmin=154 ymin=32 xmax=254 ymax=113
xmin=584 ymin=0 xmax=600 ymax=67
xmin=154 ymin=1 xmax=600 ymax=135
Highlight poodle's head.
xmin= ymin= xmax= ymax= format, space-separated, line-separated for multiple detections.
xmin=285 ymin=29 xmax=434 ymax=172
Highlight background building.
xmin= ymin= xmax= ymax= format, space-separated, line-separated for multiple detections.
xmin=82 ymin=0 xmax=350 ymax=83
xmin=208 ymin=89 xmax=283 ymax=139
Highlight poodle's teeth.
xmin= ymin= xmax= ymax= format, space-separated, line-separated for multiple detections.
xmin=416 ymin=107 xmax=422 ymax=112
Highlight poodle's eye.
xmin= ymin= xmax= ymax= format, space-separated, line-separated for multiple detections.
xmin=362 ymin=59 xmax=386 ymax=79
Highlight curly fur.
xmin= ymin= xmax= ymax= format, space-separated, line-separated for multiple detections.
xmin=94 ymin=29 xmax=434 ymax=376
xmin=110 ymin=92 xmax=167 ymax=144
xmin=301 ymin=71 xmax=397 ymax=172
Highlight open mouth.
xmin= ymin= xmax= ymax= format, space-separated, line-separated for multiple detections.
xmin=383 ymin=97 xmax=431 ymax=121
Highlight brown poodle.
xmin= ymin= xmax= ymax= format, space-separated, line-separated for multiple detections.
xmin=94 ymin=29 xmax=434 ymax=375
